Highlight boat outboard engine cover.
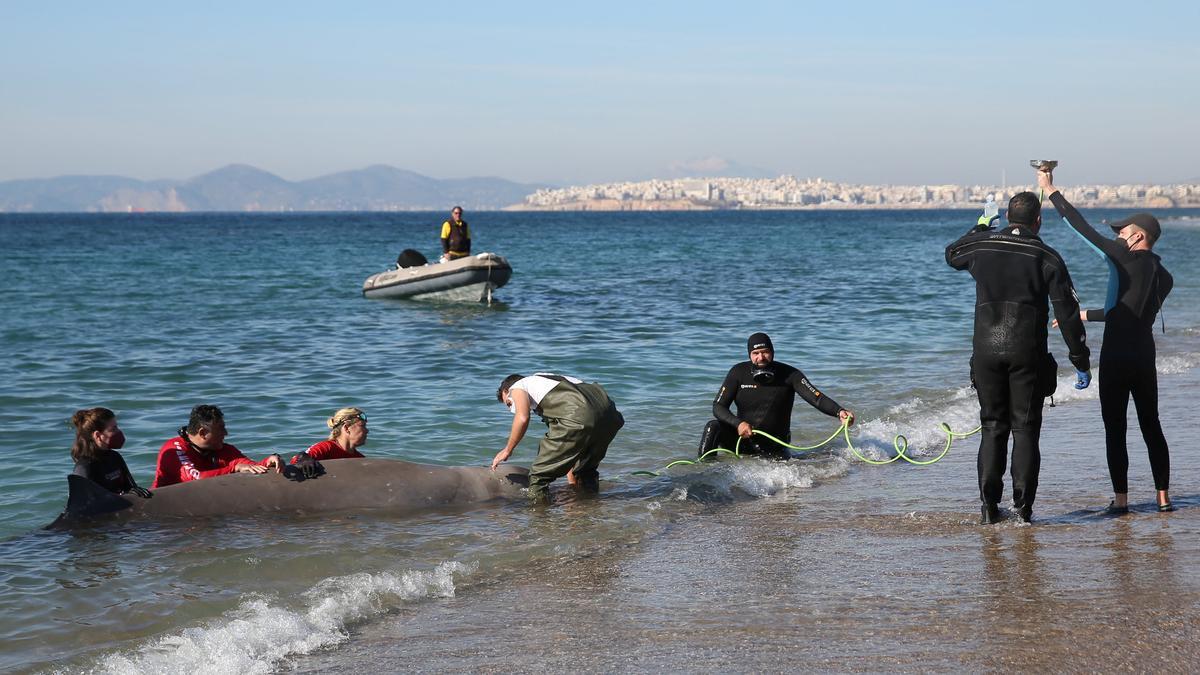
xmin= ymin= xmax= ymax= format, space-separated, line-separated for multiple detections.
xmin=397 ymin=249 xmax=429 ymax=268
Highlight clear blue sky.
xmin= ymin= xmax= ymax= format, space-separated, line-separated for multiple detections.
xmin=2 ymin=1 xmax=1197 ymax=185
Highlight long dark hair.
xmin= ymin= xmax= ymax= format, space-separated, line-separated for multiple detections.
xmin=70 ymin=407 xmax=115 ymax=462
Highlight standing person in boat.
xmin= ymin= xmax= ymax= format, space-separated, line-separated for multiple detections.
xmin=492 ymin=373 xmax=624 ymax=502
xmin=69 ymin=407 xmax=152 ymax=496
xmin=1038 ymin=168 xmax=1175 ymax=514
xmin=439 ymin=206 xmax=471 ymax=262
xmin=697 ymin=333 xmax=855 ymax=460
xmin=291 ymin=407 xmax=369 ymax=463
xmin=152 ymin=404 xmax=283 ymax=488
xmin=946 ymin=192 xmax=1091 ymax=524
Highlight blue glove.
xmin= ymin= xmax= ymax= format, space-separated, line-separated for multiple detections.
xmin=1074 ymin=370 xmax=1091 ymax=390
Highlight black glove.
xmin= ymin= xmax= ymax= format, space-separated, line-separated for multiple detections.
xmin=295 ymin=454 xmax=324 ymax=479
xmin=283 ymin=454 xmax=325 ymax=481
xmin=129 ymin=486 xmax=153 ymax=499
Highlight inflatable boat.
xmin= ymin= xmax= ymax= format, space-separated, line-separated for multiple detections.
xmin=362 ymin=251 xmax=512 ymax=302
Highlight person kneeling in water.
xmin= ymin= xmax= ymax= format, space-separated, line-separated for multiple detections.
xmin=698 ymin=333 xmax=854 ymax=459
xmin=70 ymin=407 xmax=151 ymax=497
xmin=492 ymin=373 xmax=624 ymax=502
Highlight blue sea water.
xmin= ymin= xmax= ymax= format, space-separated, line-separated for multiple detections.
xmin=2 ymin=209 xmax=1199 ymax=672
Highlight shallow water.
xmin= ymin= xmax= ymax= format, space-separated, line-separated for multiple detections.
xmin=1 ymin=209 xmax=1199 ymax=672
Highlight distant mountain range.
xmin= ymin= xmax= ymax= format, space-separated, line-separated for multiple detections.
xmin=0 ymin=164 xmax=549 ymax=212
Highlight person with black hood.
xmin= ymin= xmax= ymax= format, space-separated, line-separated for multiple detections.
xmin=1038 ymin=168 xmax=1175 ymax=514
xmin=697 ymin=333 xmax=854 ymax=460
xmin=946 ymin=191 xmax=1091 ymax=524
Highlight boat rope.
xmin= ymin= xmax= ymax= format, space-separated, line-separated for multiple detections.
xmin=630 ymin=421 xmax=981 ymax=477
xmin=486 ymin=256 xmax=493 ymax=306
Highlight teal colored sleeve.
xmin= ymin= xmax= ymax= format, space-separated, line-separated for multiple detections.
xmin=1049 ymin=192 xmax=1119 ymax=315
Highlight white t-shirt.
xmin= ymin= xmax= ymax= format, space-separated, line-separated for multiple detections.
xmin=509 ymin=373 xmax=583 ymax=410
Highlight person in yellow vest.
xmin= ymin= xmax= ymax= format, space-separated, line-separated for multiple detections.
xmin=439 ymin=206 xmax=471 ymax=262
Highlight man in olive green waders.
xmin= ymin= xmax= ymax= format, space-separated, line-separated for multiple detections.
xmin=492 ymin=373 xmax=624 ymax=502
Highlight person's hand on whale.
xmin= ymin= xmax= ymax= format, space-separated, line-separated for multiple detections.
xmin=236 ymin=453 xmax=284 ymax=474
xmin=491 ymin=448 xmax=512 ymax=471
xmin=294 ymin=454 xmax=324 ymax=479
xmin=282 ymin=454 xmax=326 ymax=481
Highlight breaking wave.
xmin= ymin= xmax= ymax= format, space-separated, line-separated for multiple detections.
xmin=88 ymin=561 xmax=475 ymax=675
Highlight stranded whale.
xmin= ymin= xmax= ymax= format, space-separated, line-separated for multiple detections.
xmin=49 ymin=458 xmax=530 ymax=527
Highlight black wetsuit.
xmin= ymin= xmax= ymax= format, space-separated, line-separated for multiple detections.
xmin=702 ymin=361 xmax=843 ymax=458
xmin=1050 ymin=193 xmax=1174 ymax=493
xmin=946 ymin=224 xmax=1090 ymax=514
xmin=72 ymin=450 xmax=137 ymax=494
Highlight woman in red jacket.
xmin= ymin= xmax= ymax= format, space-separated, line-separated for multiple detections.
xmin=292 ymin=407 xmax=369 ymax=463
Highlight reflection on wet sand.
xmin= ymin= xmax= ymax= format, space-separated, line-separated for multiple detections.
xmin=295 ymin=473 xmax=1200 ymax=673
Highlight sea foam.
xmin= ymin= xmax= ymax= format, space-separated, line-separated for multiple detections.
xmin=91 ymin=561 xmax=475 ymax=675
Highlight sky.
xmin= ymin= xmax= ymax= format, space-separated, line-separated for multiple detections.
xmin=2 ymin=1 xmax=1197 ymax=186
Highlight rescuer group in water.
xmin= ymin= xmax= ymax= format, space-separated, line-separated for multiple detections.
xmin=66 ymin=164 xmax=1177 ymax=522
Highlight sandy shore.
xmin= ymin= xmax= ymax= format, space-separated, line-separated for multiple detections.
xmin=295 ymin=366 xmax=1200 ymax=673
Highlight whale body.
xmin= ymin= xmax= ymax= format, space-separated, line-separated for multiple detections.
xmin=50 ymin=458 xmax=530 ymax=527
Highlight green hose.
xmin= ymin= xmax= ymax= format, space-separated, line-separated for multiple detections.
xmin=631 ymin=421 xmax=981 ymax=477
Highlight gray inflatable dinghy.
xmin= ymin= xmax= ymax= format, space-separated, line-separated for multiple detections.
xmin=362 ymin=251 xmax=512 ymax=302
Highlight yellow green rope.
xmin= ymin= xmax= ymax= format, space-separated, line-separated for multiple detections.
xmin=631 ymin=421 xmax=981 ymax=477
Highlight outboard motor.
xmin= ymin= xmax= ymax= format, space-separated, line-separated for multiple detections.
xmin=396 ymin=249 xmax=429 ymax=268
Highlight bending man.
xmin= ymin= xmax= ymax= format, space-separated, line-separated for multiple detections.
xmin=493 ymin=373 xmax=624 ymax=502
xmin=946 ymin=192 xmax=1091 ymax=524
xmin=1039 ymin=169 xmax=1175 ymax=513
xmin=698 ymin=333 xmax=853 ymax=459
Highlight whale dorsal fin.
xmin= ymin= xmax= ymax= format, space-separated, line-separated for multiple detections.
xmin=48 ymin=475 xmax=135 ymax=527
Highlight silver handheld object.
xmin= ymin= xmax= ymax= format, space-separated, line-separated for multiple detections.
xmin=1030 ymin=159 xmax=1058 ymax=171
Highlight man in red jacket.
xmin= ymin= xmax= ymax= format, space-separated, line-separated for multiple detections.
xmin=152 ymin=404 xmax=283 ymax=488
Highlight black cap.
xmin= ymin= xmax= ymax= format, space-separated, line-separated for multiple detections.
xmin=1109 ymin=213 xmax=1161 ymax=244
xmin=747 ymin=332 xmax=774 ymax=355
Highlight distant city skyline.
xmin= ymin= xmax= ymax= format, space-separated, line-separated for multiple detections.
xmin=3 ymin=2 xmax=1197 ymax=186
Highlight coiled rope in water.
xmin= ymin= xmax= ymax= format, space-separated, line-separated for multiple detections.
xmin=630 ymin=421 xmax=981 ymax=477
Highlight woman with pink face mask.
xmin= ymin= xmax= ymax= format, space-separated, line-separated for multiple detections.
xmin=70 ymin=407 xmax=151 ymax=497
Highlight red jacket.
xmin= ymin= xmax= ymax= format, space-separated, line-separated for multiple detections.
xmin=152 ymin=436 xmax=260 ymax=488
xmin=292 ymin=439 xmax=365 ymax=463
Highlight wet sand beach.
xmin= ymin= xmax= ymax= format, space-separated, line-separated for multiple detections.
xmin=297 ymin=366 xmax=1200 ymax=674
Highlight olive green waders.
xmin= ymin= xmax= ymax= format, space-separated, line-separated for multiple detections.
xmin=528 ymin=381 xmax=624 ymax=500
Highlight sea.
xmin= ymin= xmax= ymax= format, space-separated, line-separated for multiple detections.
xmin=2 ymin=208 xmax=1200 ymax=673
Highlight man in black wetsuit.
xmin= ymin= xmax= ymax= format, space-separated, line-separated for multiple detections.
xmin=1039 ymin=169 xmax=1175 ymax=513
xmin=946 ymin=192 xmax=1092 ymax=524
xmin=698 ymin=333 xmax=854 ymax=459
